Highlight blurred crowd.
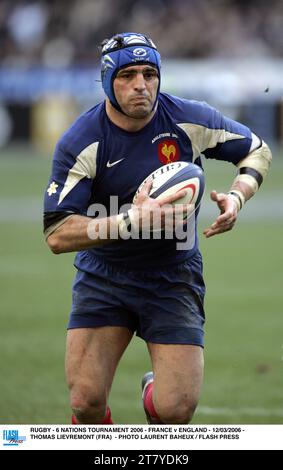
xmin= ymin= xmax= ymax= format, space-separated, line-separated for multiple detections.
xmin=0 ymin=0 xmax=283 ymax=67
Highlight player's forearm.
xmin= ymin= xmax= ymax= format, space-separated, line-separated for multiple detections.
xmin=47 ymin=214 xmax=121 ymax=254
xmin=228 ymin=140 xmax=272 ymax=211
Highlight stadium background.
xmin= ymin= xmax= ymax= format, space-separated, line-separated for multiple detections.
xmin=0 ymin=0 xmax=282 ymax=424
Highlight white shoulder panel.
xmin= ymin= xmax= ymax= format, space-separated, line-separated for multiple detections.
xmin=58 ymin=141 xmax=99 ymax=205
xmin=177 ymin=123 xmax=245 ymax=161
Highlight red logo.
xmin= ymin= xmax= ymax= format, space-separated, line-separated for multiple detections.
xmin=158 ymin=139 xmax=179 ymax=164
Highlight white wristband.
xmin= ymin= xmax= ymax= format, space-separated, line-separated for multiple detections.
xmin=228 ymin=190 xmax=245 ymax=212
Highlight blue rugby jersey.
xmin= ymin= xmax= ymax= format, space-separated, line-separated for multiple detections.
xmin=44 ymin=92 xmax=252 ymax=270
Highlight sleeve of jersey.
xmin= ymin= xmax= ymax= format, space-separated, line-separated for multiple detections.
xmin=43 ymin=141 xmax=98 ymax=236
xmin=177 ymin=103 xmax=252 ymax=165
xmin=201 ymin=108 xmax=252 ymax=164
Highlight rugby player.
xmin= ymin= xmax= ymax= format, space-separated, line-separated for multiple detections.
xmin=43 ymin=33 xmax=272 ymax=424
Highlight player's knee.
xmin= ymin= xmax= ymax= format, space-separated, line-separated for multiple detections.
xmin=71 ymin=398 xmax=106 ymax=424
xmin=155 ymin=395 xmax=198 ymax=424
xmin=70 ymin=384 xmax=106 ymax=424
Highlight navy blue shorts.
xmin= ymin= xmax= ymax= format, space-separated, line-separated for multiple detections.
xmin=68 ymin=253 xmax=206 ymax=347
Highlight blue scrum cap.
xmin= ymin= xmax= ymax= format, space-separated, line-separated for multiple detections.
xmin=101 ymin=32 xmax=161 ymax=112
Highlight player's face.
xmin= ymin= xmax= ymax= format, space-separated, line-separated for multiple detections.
xmin=113 ymin=65 xmax=159 ymax=119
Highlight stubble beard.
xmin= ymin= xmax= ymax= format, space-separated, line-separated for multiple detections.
xmin=123 ymin=100 xmax=154 ymax=119
xmin=126 ymin=107 xmax=152 ymax=119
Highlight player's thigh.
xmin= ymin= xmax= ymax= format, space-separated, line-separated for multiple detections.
xmin=66 ymin=326 xmax=133 ymax=396
xmin=147 ymin=343 xmax=204 ymax=407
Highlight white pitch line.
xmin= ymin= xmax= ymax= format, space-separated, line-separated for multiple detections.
xmin=197 ymin=406 xmax=283 ymax=417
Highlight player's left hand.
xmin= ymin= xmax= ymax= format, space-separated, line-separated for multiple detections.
xmin=203 ymin=190 xmax=239 ymax=238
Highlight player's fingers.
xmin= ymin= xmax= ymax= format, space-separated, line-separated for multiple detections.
xmin=210 ymin=191 xmax=229 ymax=215
xmin=203 ymin=221 xmax=235 ymax=238
xmin=140 ymin=177 xmax=153 ymax=195
xmin=158 ymin=203 xmax=186 ymax=218
xmin=135 ymin=178 xmax=153 ymax=203
xmin=204 ymin=227 xmax=227 ymax=238
xmin=210 ymin=217 xmax=236 ymax=230
xmin=161 ymin=203 xmax=193 ymax=220
xmin=210 ymin=190 xmax=226 ymax=202
xmin=214 ymin=209 xmax=237 ymax=226
xmin=158 ymin=189 xmax=187 ymax=206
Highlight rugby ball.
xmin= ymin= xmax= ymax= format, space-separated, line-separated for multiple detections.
xmin=133 ymin=162 xmax=205 ymax=209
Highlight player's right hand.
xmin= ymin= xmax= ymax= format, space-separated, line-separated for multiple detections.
xmin=131 ymin=178 xmax=192 ymax=232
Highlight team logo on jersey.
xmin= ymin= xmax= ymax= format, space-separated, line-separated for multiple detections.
xmin=157 ymin=139 xmax=180 ymax=164
xmin=47 ymin=181 xmax=58 ymax=196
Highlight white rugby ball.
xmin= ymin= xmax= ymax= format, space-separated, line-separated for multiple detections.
xmin=133 ymin=162 xmax=205 ymax=209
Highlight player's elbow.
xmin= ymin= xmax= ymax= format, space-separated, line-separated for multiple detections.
xmin=46 ymin=233 xmax=63 ymax=254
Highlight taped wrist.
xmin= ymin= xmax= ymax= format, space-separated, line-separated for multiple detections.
xmin=228 ymin=190 xmax=245 ymax=212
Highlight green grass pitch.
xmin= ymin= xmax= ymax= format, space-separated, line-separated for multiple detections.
xmin=0 ymin=146 xmax=282 ymax=424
